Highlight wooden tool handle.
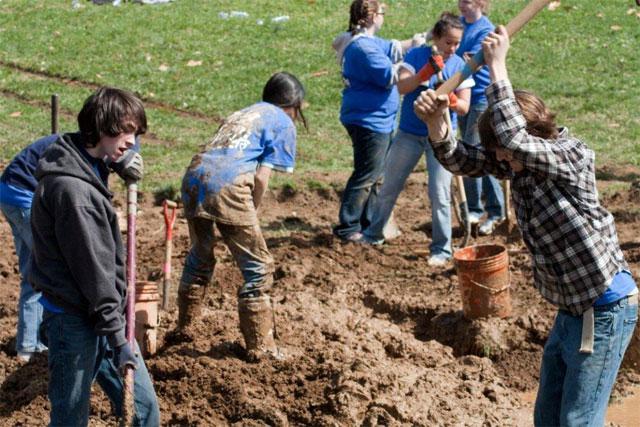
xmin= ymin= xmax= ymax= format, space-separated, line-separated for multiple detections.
xmin=435 ymin=0 xmax=551 ymax=96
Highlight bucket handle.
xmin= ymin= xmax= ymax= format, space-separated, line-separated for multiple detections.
xmin=468 ymin=279 xmax=511 ymax=294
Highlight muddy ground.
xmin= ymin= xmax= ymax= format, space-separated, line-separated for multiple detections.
xmin=0 ymin=167 xmax=639 ymax=426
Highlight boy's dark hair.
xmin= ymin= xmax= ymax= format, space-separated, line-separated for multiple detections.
xmin=262 ymin=72 xmax=307 ymax=129
xmin=432 ymin=12 xmax=464 ymax=39
xmin=77 ymin=87 xmax=147 ymax=148
xmin=478 ymin=89 xmax=559 ymax=151
xmin=348 ymin=0 xmax=382 ymax=34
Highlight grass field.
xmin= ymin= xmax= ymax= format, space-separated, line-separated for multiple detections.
xmin=1 ymin=0 xmax=639 ymax=192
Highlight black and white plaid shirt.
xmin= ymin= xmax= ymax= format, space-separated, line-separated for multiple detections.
xmin=430 ymin=80 xmax=628 ymax=315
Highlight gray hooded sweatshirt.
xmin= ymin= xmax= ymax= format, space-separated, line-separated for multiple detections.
xmin=30 ymin=133 xmax=128 ymax=348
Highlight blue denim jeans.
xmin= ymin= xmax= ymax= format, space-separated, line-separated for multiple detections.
xmin=334 ymin=124 xmax=392 ymax=239
xmin=0 ymin=202 xmax=46 ymax=354
xmin=42 ymin=311 xmax=160 ymax=426
xmin=458 ymin=104 xmax=504 ymax=219
xmin=180 ymin=217 xmax=274 ymax=297
xmin=364 ymin=130 xmax=453 ymax=257
xmin=533 ymin=295 xmax=638 ymax=427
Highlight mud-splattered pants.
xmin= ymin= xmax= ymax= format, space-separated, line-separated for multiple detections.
xmin=180 ymin=217 xmax=274 ymax=298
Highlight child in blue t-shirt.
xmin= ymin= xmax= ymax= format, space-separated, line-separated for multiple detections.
xmin=361 ymin=12 xmax=473 ymax=268
xmin=177 ymin=72 xmax=306 ymax=359
xmin=332 ymin=0 xmax=423 ymax=242
xmin=457 ymin=0 xmax=505 ymax=235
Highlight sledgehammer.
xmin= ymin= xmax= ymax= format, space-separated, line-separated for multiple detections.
xmin=434 ymin=0 xmax=552 ymax=98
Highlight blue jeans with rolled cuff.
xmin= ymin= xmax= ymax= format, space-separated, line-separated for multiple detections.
xmin=333 ymin=124 xmax=392 ymax=239
xmin=533 ymin=294 xmax=638 ymax=427
xmin=0 ymin=202 xmax=47 ymax=354
xmin=42 ymin=311 xmax=160 ymax=427
xmin=363 ymin=129 xmax=453 ymax=257
xmin=458 ymin=103 xmax=504 ymax=220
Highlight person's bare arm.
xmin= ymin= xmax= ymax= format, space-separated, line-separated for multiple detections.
xmin=452 ymin=87 xmax=471 ymax=116
xmin=253 ymin=166 xmax=272 ymax=209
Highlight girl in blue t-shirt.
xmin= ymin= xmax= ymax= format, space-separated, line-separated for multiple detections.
xmin=457 ymin=0 xmax=505 ymax=236
xmin=361 ymin=12 xmax=473 ymax=267
xmin=332 ymin=0 xmax=422 ymax=242
xmin=177 ymin=72 xmax=306 ymax=359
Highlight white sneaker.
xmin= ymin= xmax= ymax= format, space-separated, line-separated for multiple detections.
xmin=463 ymin=210 xmax=482 ymax=225
xmin=17 ymin=351 xmax=34 ymax=362
xmin=479 ymin=217 xmax=505 ymax=236
xmin=427 ymin=254 xmax=450 ymax=267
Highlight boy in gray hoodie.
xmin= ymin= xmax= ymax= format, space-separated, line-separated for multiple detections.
xmin=30 ymin=87 xmax=159 ymax=426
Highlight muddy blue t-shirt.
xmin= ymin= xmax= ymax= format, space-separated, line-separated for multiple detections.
xmin=183 ymin=102 xmax=296 ymax=198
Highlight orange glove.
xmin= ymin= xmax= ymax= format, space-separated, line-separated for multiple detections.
xmin=417 ymin=55 xmax=444 ymax=82
xmin=448 ymin=92 xmax=458 ymax=109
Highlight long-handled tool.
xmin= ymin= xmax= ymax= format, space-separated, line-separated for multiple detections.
xmin=434 ymin=0 xmax=552 ymax=97
xmin=162 ymin=200 xmax=178 ymax=310
xmin=432 ymin=46 xmax=472 ymax=248
xmin=121 ymin=182 xmax=138 ymax=426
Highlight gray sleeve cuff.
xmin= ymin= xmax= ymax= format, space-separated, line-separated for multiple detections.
xmin=107 ymin=329 xmax=128 ymax=349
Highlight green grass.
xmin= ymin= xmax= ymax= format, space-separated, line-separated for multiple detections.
xmin=1 ymin=0 xmax=639 ymax=191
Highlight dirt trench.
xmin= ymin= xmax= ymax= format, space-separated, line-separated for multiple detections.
xmin=0 ymin=170 xmax=639 ymax=426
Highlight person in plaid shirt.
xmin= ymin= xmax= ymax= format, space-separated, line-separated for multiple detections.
xmin=414 ymin=25 xmax=638 ymax=427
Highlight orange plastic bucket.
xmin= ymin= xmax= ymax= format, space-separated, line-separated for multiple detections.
xmin=453 ymin=244 xmax=512 ymax=319
xmin=135 ymin=281 xmax=160 ymax=356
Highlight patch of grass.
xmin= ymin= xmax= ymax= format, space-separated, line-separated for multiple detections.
xmin=1 ymin=0 xmax=638 ymax=190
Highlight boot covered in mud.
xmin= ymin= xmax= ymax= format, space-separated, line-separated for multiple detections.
xmin=238 ymin=294 xmax=280 ymax=361
xmin=170 ymin=283 xmax=206 ymax=343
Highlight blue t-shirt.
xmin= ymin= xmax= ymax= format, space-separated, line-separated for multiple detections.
xmin=340 ymin=35 xmax=400 ymax=134
xmin=399 ymin=47 xmax=469 ymax=137
xmin=594 ymin=270 xmax=637 ymax=306
xmin=0 ymin=134 xmax=58 ymax=207
xmin=456 ymin=15 xmax=494 ymax=105
xmin=183 ymin=102 xmax=296 ymax=199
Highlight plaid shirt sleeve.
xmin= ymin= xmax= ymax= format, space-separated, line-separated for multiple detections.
xmin=429 ymin=128 xmax=513 ymax=180
xmin=486 ymin=80 xmax=587 ymax=185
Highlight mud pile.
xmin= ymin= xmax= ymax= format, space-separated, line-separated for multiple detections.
xmin=1 ymin=170 xmax=638 ymax=425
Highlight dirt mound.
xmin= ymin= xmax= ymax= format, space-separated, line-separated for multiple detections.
xmin=0 ymin=170 xmax=639 ymax=425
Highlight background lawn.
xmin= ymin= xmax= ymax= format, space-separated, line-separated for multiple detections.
xmin=1 ymin=0 xmax=639 ymax=193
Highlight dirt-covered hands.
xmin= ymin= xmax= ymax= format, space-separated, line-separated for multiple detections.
xmin=482 ymin=25 xmax=510 ymax=82
xmin=413 ymin=89 xmax=450 ymax=140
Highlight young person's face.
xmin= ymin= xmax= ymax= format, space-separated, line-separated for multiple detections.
xmin=97 ymin=131 xmax=136 ymax=162
xmin=372 ymin=7 xmax=385 ymax=32
xmin=495 ymin=148 xmax=524 ymax=173
xmin=458 ymin=0 xmax=482 ymax=19
xmin=433 ymin=28 xmax=463 ymax=60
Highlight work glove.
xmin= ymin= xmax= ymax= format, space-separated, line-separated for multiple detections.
xmin=448 ymin=92 xmax=458 ymax=109
xmin=114 ymin=343 xmax=139 ymax=375
xmin=417 ymin=55 xmax=444 ymax=82
xmin=110 ymin=150 xmax=144 ymax=183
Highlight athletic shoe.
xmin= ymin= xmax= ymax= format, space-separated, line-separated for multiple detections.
xmin=427 ymin=254 xmax=450 ymax=267
xmin=479 ymin=217 xmax=505 ymax=236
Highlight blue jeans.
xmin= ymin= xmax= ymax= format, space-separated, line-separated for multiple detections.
xmin=364 ymin=130 xmax=452 ymax=257
xmin=334 ymin=124 xmax=391 ymax=238
xmin=533 ymin=295 xmax=638 ymax=427
xmin=181 ymin=217 xmax=274 ymax=297
xmin=458 ymin=104 xmax=504 ymax=219
xmin=0 ymin=202 xmax=46 ymax=354
xmin=42 ymin=311 xmax=160 ymax=426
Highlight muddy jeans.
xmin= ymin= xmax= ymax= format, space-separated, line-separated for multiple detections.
xmin=180 ymin=217 xmax=274 ymax=298
xmin=533 ymin=294 xmax=638 ymax=427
